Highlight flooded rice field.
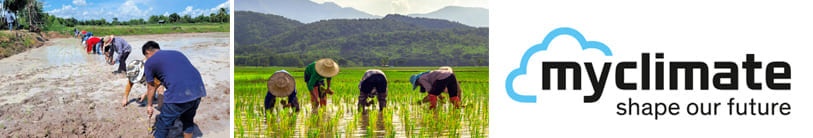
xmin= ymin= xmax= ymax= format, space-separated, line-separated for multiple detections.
xmin=0 ymin=33 xmax=230 ymax=137
xmin=234 ymin=67 xmax=489 ymax=137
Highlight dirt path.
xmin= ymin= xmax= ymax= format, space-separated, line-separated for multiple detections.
xmin=0 ymin=33 xmax=230 ymax=137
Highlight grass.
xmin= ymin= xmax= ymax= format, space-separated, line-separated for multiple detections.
xmin=0 ymin=31 xmax=43 ymax=58
xmin=234 ymin=66 xmax=489 ymax=137
xmin=48 ymin=23 xmax=229 ymax=36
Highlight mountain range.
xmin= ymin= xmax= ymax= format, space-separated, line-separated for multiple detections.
xmin=234 ymin=11 xmax=488 ymax=66
xmin=235 ymin=0 xmax=378 ymax=23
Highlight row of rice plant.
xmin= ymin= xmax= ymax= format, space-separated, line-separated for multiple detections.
xmin=235 ymin=66 xmax=488 ymax=137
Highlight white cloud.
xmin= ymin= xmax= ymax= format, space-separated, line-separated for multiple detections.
xmin=391 ymin=0 xmax=411 ymax=14
xmin=214 ymin=1 xmax=230 ymax=10
xmin=47 ymin=0 xmax=229 ymax=21
xmin=114 ymin=0 xmax=152 ymax=20
xmin=73 ymin=0 xmax=87 ymax=6
xmin=209 ymin=1 xmax=230 ymax=15
xmin=46 ymin=5 xmax=79 ymax=18
xmin=180 ymin=1 xmax=230 ymax=17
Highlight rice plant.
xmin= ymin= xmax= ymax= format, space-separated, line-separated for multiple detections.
xmin=235 ymin=66 xmax=489 ymax=137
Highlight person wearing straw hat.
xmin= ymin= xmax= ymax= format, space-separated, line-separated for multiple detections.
xmin=410 ymin=66 xmax=463 ymax=109
xmin=141 ymin=41 xmax=207 ymax=138
xmin=120 ymin=59 xmax=164 ymax=107
xmin=265 ymin=70 xmax=300 ymax=112
xmin=304 ymin=58 xmax=340 ymax=109
xmin=103 ymin=35 xmax=132 ymax=74
xmin=358 ymin=69 xmax=388 ymax=111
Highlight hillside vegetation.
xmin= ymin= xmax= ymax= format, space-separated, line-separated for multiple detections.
xmin=235 ymin=11 xmax=488 ymax=67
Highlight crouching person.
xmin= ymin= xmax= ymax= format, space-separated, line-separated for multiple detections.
xmin=410 ymin=67 xmax=462 ymax=109
xmin=265 ymin=70 xmax=300 ymax=112
xmin=142 ymin=41 xmax=207 ymax=138
xmin=121 ymin=60 xmax=164 ymax=107
xmin=358 ymin=69 xmax=387 ymax=111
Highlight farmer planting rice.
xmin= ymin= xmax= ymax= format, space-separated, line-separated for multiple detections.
xmin=102 ymin=35 xmax=132 ymax=74
xmin=84 ymin=36 xmax=103 ymax=54
xmin=265 ymin=70 xmax=300 ymax=112
xmin=120 ymin=60 xmax=165 ymax=107
xmin=141 ymin=41 xmax=207 ymax=138
xmin=81 ymin=31 xmax=93 ymax=46
xmin=358 ymin=69 xmax=388 ymax=111
xmin=78 ymin=30 xmax=87 ymax=41
xmin=410 ymin=66 xmax=462 ymax=109
xmin=304 ymin=58 xmax=340 ymax=109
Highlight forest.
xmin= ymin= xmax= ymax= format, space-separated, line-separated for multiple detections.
xmin=235 ymin=11 xmax=488 ymax=67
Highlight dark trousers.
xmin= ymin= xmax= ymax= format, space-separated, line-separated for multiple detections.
xmin=154 ymin=98 xmax=201 ymax=138
xmin=359 ymin=74 xmax=387 ymax=110
xmin=428 ymin=74 xmax=460 ymax=97
xmin=265 ymin=90 xmax=299 ymax=111
xmin=117 ymin=52 xmax=130 ymax=71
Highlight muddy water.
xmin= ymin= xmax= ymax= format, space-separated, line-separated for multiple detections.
xmin=0 ymin=33 xmax=230 ymax=137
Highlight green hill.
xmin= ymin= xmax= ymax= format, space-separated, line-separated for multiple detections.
xmin=235 ymin=11 xmax=488 ymax=67
xmin=234 ymin=11 xmax=303 ymax=46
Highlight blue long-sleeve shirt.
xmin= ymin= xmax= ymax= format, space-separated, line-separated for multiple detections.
xmin=111 ymin=37 xmax=132 ymax=61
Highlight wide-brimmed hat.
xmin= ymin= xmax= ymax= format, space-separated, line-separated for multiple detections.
xmin=102 ymin=35 xmax=114 ymax=47
xmin=315 ymin=58 xmax=339 ymax=77
xmin=267 ymin=70 xmax=295 ymax=97
xmin=438 ymin=66 xmax=453 ymax=73
xmin=125 ymin=60 xmax=146 ymax=84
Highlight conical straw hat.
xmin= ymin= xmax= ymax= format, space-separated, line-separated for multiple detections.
xmin=315 ymin=58 xmax=339 ymax=77
xmin=267 ymin=71 xmax=295 ymax=97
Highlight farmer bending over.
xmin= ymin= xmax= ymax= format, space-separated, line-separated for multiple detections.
xmin=410 ymin=66 xmax=462 ymax=109
xmin=103 ymin=35 xmax=132 ymax=74
xmin=142 ymin=41 xmax=207 ymax=138
xmin=358 ymin=69 xmax=387 ymax=111
xmin=265 ymin=70 xmax=300 ymax=112
xmin=304 ymin=58 xmax=339 ymax=109
xmin=85 ymin=36 xmax=102 ymax=54
xmin=120 ymin=59 xmax=164 ymax=107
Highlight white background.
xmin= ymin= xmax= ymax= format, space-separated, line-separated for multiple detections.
xmin=490 ymin=0 xmax=813 ymax=137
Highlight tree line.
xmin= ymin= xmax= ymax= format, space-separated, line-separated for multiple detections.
xmin=2 ymin=0 xmax=229 ymax=31
xmin=43 ymin=8 xmax=229 ymax=27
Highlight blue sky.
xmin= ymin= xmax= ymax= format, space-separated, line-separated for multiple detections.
xmin=43 ymin=0 xmax=229 ymax=21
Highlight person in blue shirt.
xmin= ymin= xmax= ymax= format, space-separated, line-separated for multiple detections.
xmin=265 ymin=70 xmax=300 ymax=112
xmin=141 ymin=41 xmax=207 ymax=138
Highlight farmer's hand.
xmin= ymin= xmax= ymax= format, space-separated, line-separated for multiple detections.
xmin=147 ymin=105 xmax=154 ymax=118
xmin=326 ymin=88 xmax=334 ymax=95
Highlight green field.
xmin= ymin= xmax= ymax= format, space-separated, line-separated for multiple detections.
xmin=234 ymin=66 xmax=489 ymax=137
xmin=50 ymin=23 xmax=229 ymax=36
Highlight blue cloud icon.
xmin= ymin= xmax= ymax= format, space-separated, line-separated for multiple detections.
xmin=505 ymin=27 xmax=613 ymax=103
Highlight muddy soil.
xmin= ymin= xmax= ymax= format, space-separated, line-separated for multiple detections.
xmin=0 ymin=33 xmax=230 ymax=137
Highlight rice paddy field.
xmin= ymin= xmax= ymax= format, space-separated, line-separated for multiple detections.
xmin=234 ymin=66 xmax=489 ymax=137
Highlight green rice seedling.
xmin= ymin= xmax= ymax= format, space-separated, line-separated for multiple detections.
xmin=235 ymin=66 xmax=488 ymax=137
